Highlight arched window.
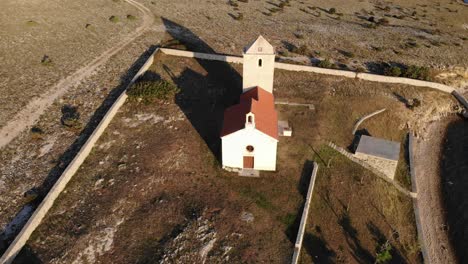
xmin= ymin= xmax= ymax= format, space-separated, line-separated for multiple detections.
xmin=246 ymin=145 xmax=254 ymax=152
xmin=248 ymin=116 xmax=252 ymax=123
xmin=258 ymin=59 xmax=262 ymax=67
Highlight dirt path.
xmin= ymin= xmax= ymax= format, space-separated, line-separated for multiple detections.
xmin=412 ymin=119 xmax=458 ymax=264
xmin=0 ymin=0 xmax=154 ymax=149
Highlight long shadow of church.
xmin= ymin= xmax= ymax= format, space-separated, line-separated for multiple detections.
xmin=161 ymin=18 xmax=242 ymax=161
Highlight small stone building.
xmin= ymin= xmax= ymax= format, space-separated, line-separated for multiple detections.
xmin=354 ymin=135 xmax=400 ymax=179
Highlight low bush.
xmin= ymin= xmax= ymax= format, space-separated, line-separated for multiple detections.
xmin=329 ymin=7 xmax=336 ymax=14
xmin=228 ymin=1 xmax=238 ymax=7
xmin=109 ymin=15 xmax=119 ymax=23
xmin=61 ymin=105 xmax=82 ymax=129
xmin=375 ymin=242 xmax=392 ymax=263
xmin=26 ymin=20 xmax=39 ymax=26
xmin=128 ymin=80 xmax=179 ymax=102
xmin=383 ymin=65 xmax=432 ymax=81
xmin=318 ymin=59 xmax=336 ymax=69
xmin=234 ymin=13 xmax=244 ymax=20
xmin=41 ymin=55 xmax=53 ymax=66
xmin=384 ymin=66 xmax=402 ymax=77
xmin=126 ymin=14 xmax=137 ymax=20
xmin=294 ymin=32 xmax=305 ymax=39
xmin=291 ymin=44 xmax=310 ymax=56
xmin=404 ymin=65 xmax=431 ymax=80
xmin=378 ymin=18 xmax=389 ymax=25
xmin=30 ymin=126 xmax=45 ymax=140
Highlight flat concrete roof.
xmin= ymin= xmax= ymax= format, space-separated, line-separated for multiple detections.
xmin=355 ymin=135 xmax=400 ymax=161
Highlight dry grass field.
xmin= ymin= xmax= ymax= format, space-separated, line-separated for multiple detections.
xmin=8 ymin=53 xmax=460 ymax=263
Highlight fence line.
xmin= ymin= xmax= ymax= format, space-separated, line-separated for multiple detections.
xmin=291 ymin=162 xmax=319 ymax=264
xmin=0 ymin=48 xmax=159 ymax=264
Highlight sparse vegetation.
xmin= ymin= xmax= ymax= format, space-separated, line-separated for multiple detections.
xmin=26 ymin=20 xmax=38 ymax=26
xmin=30 ymin=126 xmax=45 ymax=140
xmin=291 ymin=44 xmax=311 ymax=56
xmin=109 ymin=15 xmax=119 ymax=23
xmin=328 ymin=7 xmax=337 ymax=14
xmin=318 ymin=58 xmax=336 ymax=69
xmin=233 ymin=13 xmax=243 ymax=20
xmin=126 ymin=14 xmax=137 ymax=20
xmin=127 ymin=79 xmax=179 ymax=102
xmin=384 ymin=65 xmax=432 ymax=81
xmin=60 ymin=104 xmax=82 ymax=129
xmin=375 ymin=241 xmax=393 ymax=263
xmin=41 ymin=55 xmax=53 ymax=66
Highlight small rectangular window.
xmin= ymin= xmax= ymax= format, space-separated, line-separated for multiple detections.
xmin=258 ymin=59 xmax=262 ymax=67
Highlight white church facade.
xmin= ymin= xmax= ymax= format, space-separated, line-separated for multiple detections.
xmin=221 ymin=36 xmax=278 ymax=172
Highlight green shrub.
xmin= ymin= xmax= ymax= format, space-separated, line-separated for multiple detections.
xmin=384 ymin=66 xmax=402 ymax=77
xmin=407 ymin=98 xmax=421 ymax=110
xmin=61 ymin=105 xmax=82 ymax=129
xmin=228 ymin=1 xmax=238 ymax=7
xmin=329 ymin=7 xmax=336 ymax=14
xmin=128 ymin=80 xmax=179 ymax=102
xmin=376 ymin=242 xmax=392 ymax=263
xmin=30 ymin=126 xmax=45 ymax=140
xmin=291 ymin=44 xmax=310 ymax=56
xmin=126 ymin=14 xmax=137 ymax=20
xmin=294 ymin=32 xmax=305 ymax=39
xmin=109 ymin=15 xmax=119 ymax=23
xmin=383 ymin=65 xmax=432 ymax=81
xmin=318 ymin=59 xmax=336 ymax=69
xmin=26 ymin=20 xmax=39 ymax=26
xmin=378 ymin=18 xmax=389 ymax=25
xmin=342 ymin=50 xmax=355 ymax=58
xmin=234 ymin=13 xmax=244 ymax=20
xmin=41 ymin=55 xmax=53 ymax=66
xmin=403 ymin=65 xmax=431 ymax=80
xmin=238 ymin=0 xmax=248 ymax=2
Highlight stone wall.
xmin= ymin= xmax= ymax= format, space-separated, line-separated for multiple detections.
xmin=354 ymin=153 xmax=398 ymax=180
xmin=291 ymin=162 xmax=319 ymax=264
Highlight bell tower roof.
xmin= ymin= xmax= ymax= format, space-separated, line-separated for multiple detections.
xmin=244 ymin=35 xmax=275 ymax=55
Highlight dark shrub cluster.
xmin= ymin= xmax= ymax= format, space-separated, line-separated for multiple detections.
xmin=384 ymin=65 xmax=433 ymax=81
xmin=128 ymin=80 xmax=179 ymax=102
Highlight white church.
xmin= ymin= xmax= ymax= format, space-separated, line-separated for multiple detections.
xmin=220 ymin=36 xmax=280 ymax=173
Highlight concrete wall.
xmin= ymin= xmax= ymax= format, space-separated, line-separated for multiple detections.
xmin=0 ymin=48 xmax=159 ymax=264
xmin=291 ymin=162 xmax=319 ymax=264
xmin=159 ymin=48 xmax=243 ymax=64
xmin=243 ymin=53 xmax=275 ymax=93
xmin=354 ymin=153 xmax=398 ymax=180
xmin=222 ymin=128 xmax=277 ymax=171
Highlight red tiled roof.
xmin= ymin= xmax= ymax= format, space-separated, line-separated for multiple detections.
xmin=221 ymin=87 xmax=278 ymax=140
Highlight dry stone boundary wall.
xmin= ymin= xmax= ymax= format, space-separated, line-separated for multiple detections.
xmin=291 ymin=162 xmax=319 ymax=264
xmin=159 ymin=48 xmax=462 ymax=96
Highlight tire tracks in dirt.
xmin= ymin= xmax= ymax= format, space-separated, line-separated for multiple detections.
xmin=0 ymin=0 xmax=154 ymax=149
